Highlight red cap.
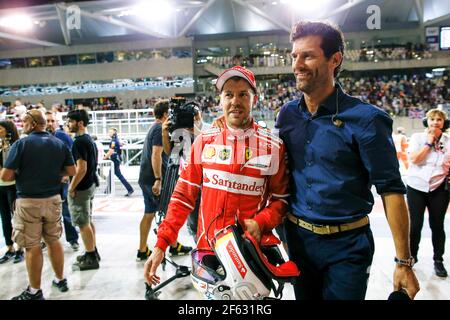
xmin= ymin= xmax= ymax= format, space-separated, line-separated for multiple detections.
xmin=215 ymin=66 xmax=257 ymax=93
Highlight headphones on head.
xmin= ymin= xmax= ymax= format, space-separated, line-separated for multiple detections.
xmin=422 ymin=117 xmax=450 ymax=131
xmin=26 ymin=111 xmax=39 ymax=126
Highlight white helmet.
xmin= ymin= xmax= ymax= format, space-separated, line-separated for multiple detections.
xmin=190 ymin=224 xmax=300 ymax=300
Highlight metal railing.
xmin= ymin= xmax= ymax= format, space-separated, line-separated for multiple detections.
xmin=7 ymin=108 xmax=276 ymax=167
xmin=83 ymin=108 xmax=155 ymax=139
xmin=66 ymin=109 xmax=153 ymax=166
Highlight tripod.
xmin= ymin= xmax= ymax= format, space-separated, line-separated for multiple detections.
xmin=145 ymin=136 xmax=193 ymax=300
xmin=145 ymin=257 xmax=191 ymax=300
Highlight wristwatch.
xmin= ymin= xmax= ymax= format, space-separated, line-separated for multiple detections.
xmin=154 ymin=177 xmax=161 ymax=181
xmin=394 ymin=256 xmax=415 ymax=267
xmin=425 ymin=142 xmax=434 ymax=148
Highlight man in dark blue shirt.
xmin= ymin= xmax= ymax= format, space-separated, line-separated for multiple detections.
xmin=104 ymin=128 xmax=134 ymax=196
xmin=1 ymin=109 xmax=75 ymax=300
xmin=46 ymin=111 xmax=79 ymax=251
xmin=276 ymin=21 xmax=419 ymax=300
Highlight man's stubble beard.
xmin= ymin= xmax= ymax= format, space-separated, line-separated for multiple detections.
xmin=295 ymin=68 xmax=328 ymax=95
xmin=295 ymin=70 xmax=317 ymax=94
xmin=296 ymin=79 xmax=314 ymax=94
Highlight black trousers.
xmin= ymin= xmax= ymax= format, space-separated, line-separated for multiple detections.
xmin=0 ymin=185 xmax=17 ymax=247
xmin=406 ymin=183 xmax=448 ymax=262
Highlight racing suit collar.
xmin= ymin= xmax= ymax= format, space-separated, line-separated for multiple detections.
xmin=225 ymin=118 xmax=256 ymax=141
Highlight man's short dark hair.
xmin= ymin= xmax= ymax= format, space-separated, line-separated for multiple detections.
xmin=67 ymin=109 xmax=90 ymax=126
xmin=290 ymin=21 xmax=345 ymax=78
xmin=154 ymin=100 xmax=169 ymax=119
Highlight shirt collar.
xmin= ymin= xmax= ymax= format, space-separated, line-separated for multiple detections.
xmin=299 ymin=83 xmax=346 ymax=116
xmin=30 ymin=131 xmax=49 ymax=136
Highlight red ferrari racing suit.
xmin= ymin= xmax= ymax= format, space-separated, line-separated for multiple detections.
xmin=156 ymin=120 xmax=290 ymax=251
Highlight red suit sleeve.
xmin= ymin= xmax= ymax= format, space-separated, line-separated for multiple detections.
xmin=155 ymin=135 xmax=204 ymax=251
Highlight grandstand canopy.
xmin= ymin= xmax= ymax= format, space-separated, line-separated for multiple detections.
xmin=0 ymin=0 xmax=449 ymax=50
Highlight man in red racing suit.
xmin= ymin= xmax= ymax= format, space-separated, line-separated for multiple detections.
xmin=144 ymin=66 xmax=289 ymax=286
xmin=157 ymin=121 xmax=289 ymax=251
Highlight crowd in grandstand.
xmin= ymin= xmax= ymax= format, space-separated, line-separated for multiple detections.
xmin=341 ymin=74 xmax=449 ymax=116
xmin=1 ymin=73 xmax=448 ymax=121
xmin=118 ymin=74 xmax=450 ymax=116
xmin=252 ymin=74 xmax=448 ymax=116
xmin=209 ymin=42 xmax=434 ymax=69
xmin=348 ymin=43 xmax=433 ymax=62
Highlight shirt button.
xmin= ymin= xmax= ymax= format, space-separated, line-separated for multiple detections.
xmin=307 ymin=184 xmax=312 ymax=188
xmin=306 ymin=140 xmax=311 ymax=144
xmin=307 ymin=206 xmax=312 ymax=210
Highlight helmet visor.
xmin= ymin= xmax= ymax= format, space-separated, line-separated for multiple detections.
xmin=191 ymin=249 xmax=225 ymax=284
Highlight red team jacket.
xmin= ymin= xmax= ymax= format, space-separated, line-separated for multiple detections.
xmin=156 ymin=120 xmax=290 ymax=251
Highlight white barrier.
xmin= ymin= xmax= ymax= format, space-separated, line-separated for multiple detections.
xmin=95 ymin=160 xmax=115 ymax=197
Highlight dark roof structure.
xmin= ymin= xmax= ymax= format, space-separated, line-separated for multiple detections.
xmin=0 ymin=0 xmax=448 ymax=50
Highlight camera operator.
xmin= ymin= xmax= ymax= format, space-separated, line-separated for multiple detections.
xmin=162 ymin=103 xmax=209 ymax=239
xmin=162 ymin=104 xmax=209 ymax=159
xmin=137 ymin=100 xmax=192 ymax=261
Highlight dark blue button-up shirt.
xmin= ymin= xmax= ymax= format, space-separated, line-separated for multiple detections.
xmin=276 ymin=84 xmax=405 ymax=224
xmin=109 ymin=135 xmax=121 ymax=155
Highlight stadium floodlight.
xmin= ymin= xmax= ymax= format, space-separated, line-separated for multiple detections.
xmin=0 ymin=14 xmax=33 ymax=31
xmin=118 ymin=1 xmax=174 ymax=21
xmin=284 ymin=0 xmax=332 ymax=17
